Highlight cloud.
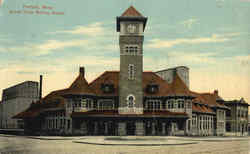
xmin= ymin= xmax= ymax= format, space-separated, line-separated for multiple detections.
xmin=0 ymin=47 xmax=6 ymax=52
xmin=181 ymin=18 xmax=199 ymax=29
xmin=35 ymin=39 xmax=90 ymax=55
xmin=2 ymin=39 xmax=90 ymax=56
xmin=49 ymin=22 xmax=109 ymax=37
xmin=146 ymin=34 xmax=229 ymax=49
xmin=212 ymin=32 xmax=242 ymax=38
xmin=0 ymin=21 xmax=119 ymax=56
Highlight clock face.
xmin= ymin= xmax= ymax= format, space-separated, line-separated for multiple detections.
xmin=127 ymin=24 xmax=136 ymax=33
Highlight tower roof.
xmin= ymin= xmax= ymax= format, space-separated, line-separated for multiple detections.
xmin=121 ymin=6 xmax=144 ymax=17
xmin=116 ymin=6 xmax=147 ymax=32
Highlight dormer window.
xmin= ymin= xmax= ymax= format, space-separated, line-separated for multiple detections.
xmin=101 ymin=83 xmax=114 ymax=93
xmin=146 ymin=84 xmax=159 ymax=94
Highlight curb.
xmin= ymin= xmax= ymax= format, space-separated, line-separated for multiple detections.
xmin=73 ymin=141 xmax=198 ymax=146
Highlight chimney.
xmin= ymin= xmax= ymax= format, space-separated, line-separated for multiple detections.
xmin=214 ymin=90 xmax=218 ymax=95
xmin=39 ymin=75 xmax=43 ymax=100
xmin=80 ymin=67 xmax=85 ymax=76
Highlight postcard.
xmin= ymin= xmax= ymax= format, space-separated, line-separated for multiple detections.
xmin=0 ymin=0 xmax=249 ymax=154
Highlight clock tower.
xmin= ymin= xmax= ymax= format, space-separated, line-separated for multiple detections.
xmin=116 ymin=6 xmax=147 ymax=114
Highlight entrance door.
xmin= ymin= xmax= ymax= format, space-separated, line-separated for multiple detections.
xmin=126 ymin=121 xmax=135 ymax=135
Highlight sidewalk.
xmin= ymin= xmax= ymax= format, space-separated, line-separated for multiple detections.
xmin=73 ymin=136 xmax=199 ymax=146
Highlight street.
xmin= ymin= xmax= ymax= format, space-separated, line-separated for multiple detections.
xmin=0 ymin=135 xmax=249 ymax=154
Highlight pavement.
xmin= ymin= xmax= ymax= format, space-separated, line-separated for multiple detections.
xmin=0 ymin=134 xmax=248 ymax=146
xmin=0 ymin=135 xmax=249 ymax=154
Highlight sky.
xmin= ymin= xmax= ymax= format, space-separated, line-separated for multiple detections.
xmin=0 ymin=0 xmax=249 ymax=108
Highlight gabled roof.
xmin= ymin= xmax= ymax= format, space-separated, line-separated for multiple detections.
xmin=121 ymin=6 xmax=143 ymax=17
xmin=192 ymin=103 xmax=215 ymax=114
xmin=13 ymin=89 xmax=67 ymax=119
xmin=142 ymin=72 xmax=171 ymax=97
xmin=191 ymin=91 xmax=228 ymax=109
xmin=13 ymin=68 xmax=95 ymax=119
xmin=64 ymin=72 xmax=95 ymax=96
xmin=168 ymin=73 xmax=194 ymax=97
xmin=89 ymin=71 xmax=119 ymax=96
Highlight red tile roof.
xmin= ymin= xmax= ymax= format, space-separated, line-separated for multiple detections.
xmin=191 ymin=91 xmax=228 ymax=109
xmin=89 ymin=71 xmax=176 ymax=97
xmin=64 ymin=72 xmax=95 ymax=96
xmin=142 ymin=72 xmax=171 ymax=97
xmin=168 ymin=73 xmax=194 ymax=97
xmin=89 ymin=71 xmax=119 ymax=96
xmin=14 ymin=69 xmax=228 ymax=119
xmin=121 ymin=6 xmax=144 ymax=17
xmin=13 ymin=89 xmax=68 ymax=119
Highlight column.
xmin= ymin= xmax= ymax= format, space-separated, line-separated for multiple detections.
xmin=184 ymin=120 xmax=188 ymax=135
xmin=197 ymin=116 xmax=200 ymax=135
xmin=81 ymin=121 xmax=87 ymax=135
xmin=201 ymin=116 xmax=203 ymax=135
xmin=118 ymin=122 xmax=126 ymax=136
xmin=104 ymin=122 xmax=108 ymax=135
xmin=208 ymin=116 xmax=210 ymax=135
xmin=94 ymin=122 xmax=98 ymax=135
xmin=135 ymin=121 xmax=144 ymax=136
xmin=207 ymin=116 xmax=209 ymax=135
xmin=162 ymin=122 xmax=166 ymax=135
xmin=152 ymin=122 xmax=156 ymax=135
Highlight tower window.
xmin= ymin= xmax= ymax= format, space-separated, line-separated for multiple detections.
xmin=125 ymin=45 xmax=138 ymax=55
xmin=128 ymin=64 xmax=135 ymax=80
xmin=127 ymin=95 xmax=135 ymax=108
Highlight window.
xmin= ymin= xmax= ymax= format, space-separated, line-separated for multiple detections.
xmin=81 ymin=99 xmax=86 ymax=108
xmin=128 ymin=64 xmax=135 ymax=80
xmin=166 ymin=100 xmax=174 ymax=109
xmin=146 ymin=84 xmax=159 ymax=94
xmin=86 ymin=99 xmax=92 ymax=109
xmin=98 ymin=100 xmax=114 ymax=110
xmin=177 ymin=99 xmax=184 ymax=109
xmin=125 ymin=45 xmax=138 ymax=55
xmin=101 ymin=84 xmax=115 ymax=93
xmin=127 ymin=95 xmax=135 ymax=108
xmin=174 ymin=101 xmax=178 ymax=108
xmin=146 ymin=100 xmax=162 ymax=111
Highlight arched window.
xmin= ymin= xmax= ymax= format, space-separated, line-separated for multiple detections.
xmin=127 ymin=95 xmax=135 ymax=108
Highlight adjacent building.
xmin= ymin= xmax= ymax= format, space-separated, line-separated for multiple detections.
xmin=224 ymin=99 xmax=249 ymax=136
xmin=0 ymin=81 xmax=39 ymax=129
xmin=13 ymin=6 xmax=249 ymax=136
xmin=0 ymin=101 xmax=2 ymax=128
